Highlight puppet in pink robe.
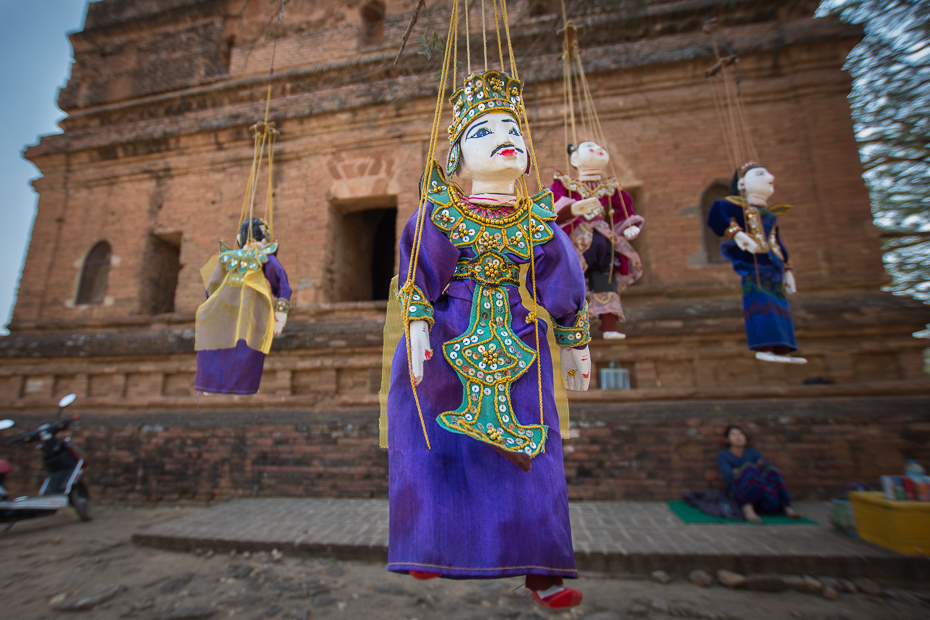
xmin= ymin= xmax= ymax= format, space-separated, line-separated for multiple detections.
xmin=550 ymin=142 xmax=644 ymax=338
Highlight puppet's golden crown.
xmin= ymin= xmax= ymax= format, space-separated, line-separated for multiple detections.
xmin=447 ymin=70 xmax=524 ymax=145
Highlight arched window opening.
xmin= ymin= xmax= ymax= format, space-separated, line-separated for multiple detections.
xmin=360 ymin=1 xmax=385 ymax=45
xmin=701 ymin=182 xmax=731 ymax=264
xmin=76 ymin=241 xmax=112 ymax=305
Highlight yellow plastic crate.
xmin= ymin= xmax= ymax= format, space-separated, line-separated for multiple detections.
xmin=848 ymin=491 xmax=930 ymax=556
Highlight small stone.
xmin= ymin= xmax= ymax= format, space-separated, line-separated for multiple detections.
xmin=745 ymin=574 xmax=787 ymax=592
xmin=204 ymin=549 xmax=215 ymax=559
xmin=161 ymin=572 xmax=196 ymax=594
xmin=228 ymin=564 xmax=254 ymax=579
xmin=853 ymin=577 xmax=882 ymax=596
xmin=838 ymin=579 xmax=857 ymax=593
xmin=242 ymin=552 xmax=251 ymax=559
xmin=48 ymin=593 xmax=67 ymax=607
xmin=373 ymin=583 xmax=407 ymax=596
xmin=650 ymin=598 xmax=670 ymax=613
xmin=629 ymin=604 xmax=649 ymax=616
xmin=818 ymin=577 xmax=842 ymax=591
xmin=823 ymin=586 xmax=839 ymax=600
xmin=53 ymin=585 xmax=124 ymax=611
xmin=717 ymin=569 xmax=746 ymax=588
xmin=193 ymin=548 xmax=204 ymax=556
xmin=312 ymin=592 xmax=335 ymax=607
xmin=782 ymin=575 xmax=807 ymax=592
xmin=651 ymin=570 xmax=672 ymax=584
xmin=271 ymin=549 xmax=284 ymax=562
xmin=132 ymin=597 xmax=155 ymax=610
xmin=414 ymin=594 xmax=437 ymax=609
xmin=689 ymin=569 xmax=714 ymax=587
xmin=803 ymin=575 xmax=824 ymax=594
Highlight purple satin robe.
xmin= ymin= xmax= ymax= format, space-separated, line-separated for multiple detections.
xmin=387 ymin=201 xmax=588 ymax=580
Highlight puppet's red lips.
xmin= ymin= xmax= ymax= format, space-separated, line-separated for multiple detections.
xmin=498 ymin=148 xmax=517 ymax=157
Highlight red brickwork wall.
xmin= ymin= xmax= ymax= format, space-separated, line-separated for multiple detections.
xmin=2 ymin=397 xmax=927 ymax=503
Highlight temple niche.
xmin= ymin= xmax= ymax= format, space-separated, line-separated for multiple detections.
xmin=0 ymin=0 xmax=927 ymax=503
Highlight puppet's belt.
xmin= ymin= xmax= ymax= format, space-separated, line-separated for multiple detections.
xmin=451 ymin=252 xmax=519 ymax=287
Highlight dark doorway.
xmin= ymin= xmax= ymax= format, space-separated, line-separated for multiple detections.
xmin=140 ymin=232 xmax=181 ymax=314
xmin=329 ymin=206 xmax=397 ymax=302
xmin=360 ymin=1 xmax=385 ymax=45
xmin=701 ymin=182 xmax=730 ymax=264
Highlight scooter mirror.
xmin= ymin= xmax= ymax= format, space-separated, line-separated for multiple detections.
xmin=0 ymin=420 xmax=13 ymax=430
xmin=58 ymin=394 xmax=77 ymax=408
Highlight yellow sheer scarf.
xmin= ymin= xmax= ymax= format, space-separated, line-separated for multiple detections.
xmin=378 ymin=269 xmax=570 ymax=448
xmin=195 ymin=257 xmax=275 ymax=354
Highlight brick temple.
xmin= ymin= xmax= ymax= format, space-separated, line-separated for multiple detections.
xmin=1 ymin=0 xmax=927 ymax=502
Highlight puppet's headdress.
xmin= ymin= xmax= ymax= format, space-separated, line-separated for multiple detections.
xmin=446 ymin=70 xmax=524 ymax=174
xmin=729 ymin=161 xmax=765 ymax=195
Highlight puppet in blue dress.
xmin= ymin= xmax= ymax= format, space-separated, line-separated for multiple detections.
xmin=706 ymin=162 xmax=806 ymax=364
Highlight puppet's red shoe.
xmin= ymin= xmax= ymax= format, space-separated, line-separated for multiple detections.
xmin=532 ymin=587 xmax=583 ymax=609
xmin=409 ymin=570 xmax=441 ymax=581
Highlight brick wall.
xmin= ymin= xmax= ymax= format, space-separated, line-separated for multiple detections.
xmin=2 ymin=396 xmax=927 ymax=503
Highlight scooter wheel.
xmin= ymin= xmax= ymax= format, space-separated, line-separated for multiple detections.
xmin=69 ymin=481 xmax=92 ymax=521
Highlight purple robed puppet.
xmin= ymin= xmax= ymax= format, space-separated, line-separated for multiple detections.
xmin=195 ymin=218 xmax=292 ymax=394
xmin=383 ymin=70 xmax=592 ymax=611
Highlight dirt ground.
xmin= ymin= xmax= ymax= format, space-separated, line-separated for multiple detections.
xmin=0 ymin=503 xmax=927 ymax=620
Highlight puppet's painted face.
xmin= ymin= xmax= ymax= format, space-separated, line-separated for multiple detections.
xmin=739 ymin=166 xmax=774 ymax=200
xmin=570 ymin=141 xmax=609 ymax=170
xmin=457 ymin=112 xmax=528 ymax=182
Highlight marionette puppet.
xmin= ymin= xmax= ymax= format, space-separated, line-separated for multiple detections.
xmin=550 ymin=142 xmax=644 ymax=339
xmin=383 ymin=69 xmax=592 ymax=610
xmin=195 ymin=218 xmax=292 ymax=394
xmin=706 ymin=162 xmax=806 ymax=364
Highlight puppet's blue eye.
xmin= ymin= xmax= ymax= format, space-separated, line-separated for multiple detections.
xmin=469 ymin=127 xmax=491 ymax=139
xmin=509 ymin=126 xmax=520 ymax=136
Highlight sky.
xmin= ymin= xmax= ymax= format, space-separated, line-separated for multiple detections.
xmin=0 ymin=1 xmax=88 ymax=333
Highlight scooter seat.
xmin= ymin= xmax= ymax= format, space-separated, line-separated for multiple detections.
xmin=0 ymin=460 xmax=11 ymax=475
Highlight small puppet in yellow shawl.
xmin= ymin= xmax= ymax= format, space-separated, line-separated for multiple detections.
xmin=195 ymin=218 xmax=291 ymax=394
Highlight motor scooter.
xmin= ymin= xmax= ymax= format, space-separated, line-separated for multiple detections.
xmin=0 ymin=394 xmax=92 ymax=530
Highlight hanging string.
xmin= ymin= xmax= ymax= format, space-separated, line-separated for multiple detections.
xmin=464 ymin=0 xmax=471 ymax=75
xmin=481 ymin=0 xmax=488 ymax=71
xmin=500 ymin=0 xmax=518 ymax=78
xmin=402 ymin=0 xmax=461 ymax=450
xmin=492 ymin=0 xmax=504 ymax=70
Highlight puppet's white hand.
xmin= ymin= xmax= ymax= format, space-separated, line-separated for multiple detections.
xmin=570 ymin=197 xmax=601 ymax=217
xmin=273 ymin=311 xmax=287 ymax=335
xmin=560 ymin=345 xmax=591 ymax=391
xmin=409 ymin=320 xmax=432 ymax=386
xmin=623 ymin=225 xmax=641 ymax=240
xmin=784 ymin=270 xmax=797 ymax=294
xmin=734 ymin=231 xmax=760 ymax=254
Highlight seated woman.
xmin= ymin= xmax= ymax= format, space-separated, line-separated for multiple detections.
xmin=718 ymin=425 xmax=800 ymax=522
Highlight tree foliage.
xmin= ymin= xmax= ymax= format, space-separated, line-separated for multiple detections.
xmin=817 ymin=0 xmax=930 ymax=303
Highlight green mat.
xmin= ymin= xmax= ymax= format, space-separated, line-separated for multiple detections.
xmin=668 ymin=501 xmax=818 ymax=525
